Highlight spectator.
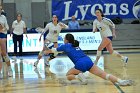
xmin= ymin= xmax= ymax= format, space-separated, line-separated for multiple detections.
xmin=10 ymin=13 xmax=27 ymax=60
xmin=68 ymin=15 xmax=80 ymax=29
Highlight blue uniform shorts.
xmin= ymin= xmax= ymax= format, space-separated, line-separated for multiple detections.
xmin=74 ymin=56 xmax=94 ymax=72
xmin=107 ymin=36 xmax=113 ymax=41
xmin=0 ymin=33 xmax=7 ymax=38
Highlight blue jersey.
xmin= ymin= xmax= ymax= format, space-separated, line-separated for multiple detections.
xmin=57 ymin=43 xmax=87 ymax=64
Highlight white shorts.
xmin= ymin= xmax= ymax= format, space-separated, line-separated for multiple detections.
xmin=46 ymin=36 xmax=58 ymax=43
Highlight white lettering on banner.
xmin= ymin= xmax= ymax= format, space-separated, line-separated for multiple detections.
xmin=63 ymin=1 xmax=129 ymax=20
xmin=63 ymin=1 xmax=72 ymax=20
xmin=77 ymin=5 xmax=91 ymax=20
xmin=104 ymin=4 xmax=118 ymax=15
xmin=120 ymin=4 xmax=129 ymax=15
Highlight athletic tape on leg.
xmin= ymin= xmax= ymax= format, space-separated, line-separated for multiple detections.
xmin=0 ymin=55 xmax=2 ymax=62
xmin=106 ymin=74 xmax=111 ymax=80
xmin=3 ymin=55 xmax=10 ymax=62
xmin=112 ymin=51 xmax=119 ymax=56
xmin=96 ymin=51 xmax=102 ymax=56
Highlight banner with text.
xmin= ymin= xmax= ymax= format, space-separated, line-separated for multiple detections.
xmin=7 ymin=32 xmax=102 ymax=52
xmin=52 ymin=0 xmax=140 ymax=20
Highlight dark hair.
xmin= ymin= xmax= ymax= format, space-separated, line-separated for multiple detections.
xmin=96 ymin=9 xmax=105 ymax=17
xmin=16 ymin=13 xmax=22 ymax=17
xmin=52 ymin=15 xmax=59 ymax=23
xmin=65 ymin=34 xmax=79 ymax=47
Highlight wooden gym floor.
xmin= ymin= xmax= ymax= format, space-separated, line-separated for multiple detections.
xmin=0 ymin=50 xmax=140 ymax=93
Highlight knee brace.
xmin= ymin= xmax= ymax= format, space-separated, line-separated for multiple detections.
xmin=105 ymin=74 xmax=111 ymax=80
xmin=112 ymin=51 xmax=119 ymax=56
xmin=3 ymin=55 xmax=10 ymax=62
xmin=96 ymin=51 xmax=102 ymax=56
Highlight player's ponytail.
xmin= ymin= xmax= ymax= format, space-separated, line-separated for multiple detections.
xmin=72 ymin=40 xmax=79 ymax=47
xmin=65 ymin=34 xmax=79 ymax=47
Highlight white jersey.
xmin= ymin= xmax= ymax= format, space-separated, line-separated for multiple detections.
xmin=93 ymin=17 xmax=115 ymax=38
xmin=12 ymin=20 xmax=26 ymax=35
xmin=0 ymin=15 xmax=9 ymax=34
xmin=43 ymin=22 xmax=68 ymax=42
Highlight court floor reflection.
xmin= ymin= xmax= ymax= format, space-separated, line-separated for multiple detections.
xmin=0 ymin=54 xmax=139 ymax=93
xmin=10 ymin=57 xmax=46 ymax=79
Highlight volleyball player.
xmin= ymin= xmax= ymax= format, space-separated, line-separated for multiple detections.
xmin=44 ymin=33 xmax=132 ymax=85
xmin=93 ymin=9 xmax=128 ymax=65
xmin=34 ymin=15 xmax=68 ymax=67
xmin=0 ymin=46 xmax=2 ymax=78
xmin=0 ymin=7 xmax=13 ymax=77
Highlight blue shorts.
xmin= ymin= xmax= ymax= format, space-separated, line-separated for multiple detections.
xmin=74 ymin=56 xmax=94 ymax=72
xmin=107 ymin=36 xmax=113 ymax=41
xmin=0 ymin=33 xmax=7 ymax=38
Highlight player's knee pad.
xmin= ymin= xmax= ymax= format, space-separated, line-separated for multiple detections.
xmin=49 ymin=53 xmax=56 ymax=59
xmin=105 ymin=74 xmax=111 ymax=80
xmin=3 ymin=55 xmax=10 ymax=62
xmin=96 ymin=51 xmax=102 ymax=56
xmin=51 ymin=48 xmax=58 ymax=57
xmin=112 ymin=51 xmax=119 ymax=56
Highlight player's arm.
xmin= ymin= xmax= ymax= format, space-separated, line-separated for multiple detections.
xmin=59 ymin=22 xmax=69 ymax=29
xmin=44 ymin=44 xmax=66 ymax=55
xmin=92 ymin=20 xmax=97 ymax=33
xmin=38 ymin=24 xmax=49 ymax=41
xmin=4 ymin=16 xmax=9 ymax=31
xmin=112 ymin=28 xmax=116 ymax=38
xmin=10 ymin=21 xmax=14 ymax=36
xmin=108 ymin=20 xmax=116 ymax=38
xmin=39 ymin=32 xmax=44 ymax=41
xmin=104 ymin=18 xmax=116 ymax=38
xmin=1 ymin=16 xmax=9 ymax=32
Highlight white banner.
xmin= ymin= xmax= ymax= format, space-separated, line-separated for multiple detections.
xmin=7 ymin=34 xmax=44 ymax=52
xmin=7 ymin=32 xmax=102 ymax=52
xmin=58 ymin=32 xmax=102 ymax=50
